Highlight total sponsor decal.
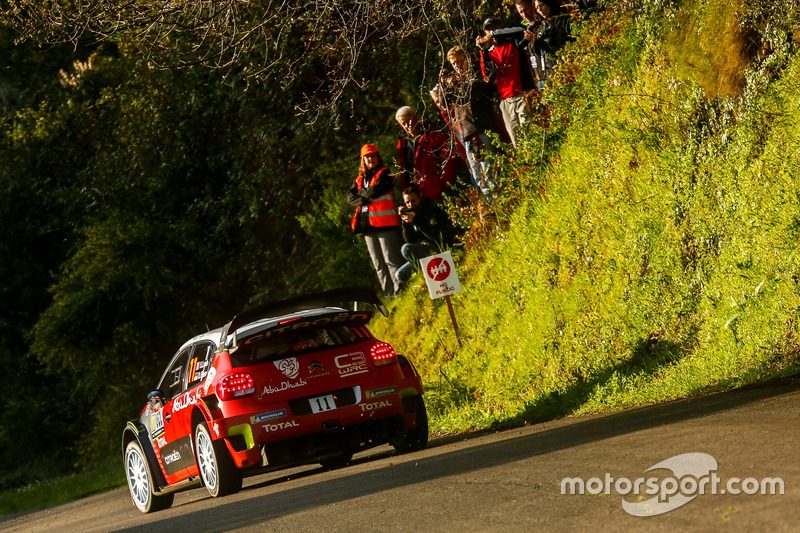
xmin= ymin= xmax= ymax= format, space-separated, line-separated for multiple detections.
xmin=360 ymin=400 xmax=392 ymax=412
xmin=366 ymin=386 xmax=397 ymax=399
xmin=335 ymin=352 xmax=368 ymax=377
xmin=251 ymin=409 xmax=288 ymax=424
xmin=163 ymin=450 xmax=181 ymax=465
xmin=258 ymin=379 xmax=308 ymax=398
xmin=262 ymin=420 xmax=300 ymax=432
xmin=155 ymin=436 xmax=167 ymax=449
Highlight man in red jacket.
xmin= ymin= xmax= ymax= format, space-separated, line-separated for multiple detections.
xmin=395 ymin=106 xmax=460 ymax=203
xmin=476 ymin=17 xmax=537 ymax=146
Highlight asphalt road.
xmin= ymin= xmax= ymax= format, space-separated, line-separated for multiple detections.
xmin=3 ymin=379 xmax=798 ymax=532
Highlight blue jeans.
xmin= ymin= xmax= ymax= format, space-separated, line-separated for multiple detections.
xmin=364 ymin=230 xmax=403 ymax=296
xmin=394 ymin=242 xmax=437 ymax=286
xmin=463 ymin=132 xmax=497 ymax=200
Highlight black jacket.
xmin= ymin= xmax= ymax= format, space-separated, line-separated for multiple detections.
xmin=401 ymin=196 xmax=457 ymax=249
xmin=443 ymin=74 xmax=499 ymax=140
xmin=535 ymin=15 xmax=574 ymax=54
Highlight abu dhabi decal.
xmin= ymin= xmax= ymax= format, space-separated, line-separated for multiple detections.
xmin=366 ymin=386 xmax=397 ymax=399
xmin=262 ymin=420 xmax=300 ymax=432
xmin=251 ymin=409 xmax=288 ymax=424
xmin=258 ymin=379 xmax=308 ymax=398
xmin=335 ymin=352 xmax=368 ymax=377
xmin=274 ymin=357 xmax=300 ymax=379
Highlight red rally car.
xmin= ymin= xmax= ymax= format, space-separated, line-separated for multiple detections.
xmin=122 ymin=288 xmax=427 ymax=513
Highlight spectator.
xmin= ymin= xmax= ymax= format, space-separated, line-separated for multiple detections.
xmin=533 ymin=0 xmax=576 ymax=55
xmin=396 ymin=106 xmax=460 ymax=202
xmin=475 ymin=16 xmax=537 ymax=146
xmin=440 ymin=45 xmax=501 ymax=199
xmin=429 ymin=83 xmax=469 ymax=171
xmin=515 ymin=0 xmax=554 ymax=88
xmin=394 ymin=185 xmax=458 ymax=287
xmin=347 ymin=143 xmax=403 ymax=297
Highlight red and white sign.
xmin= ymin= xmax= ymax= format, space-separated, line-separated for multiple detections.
xmin=420 ymin=251 xmax=462 ymax=299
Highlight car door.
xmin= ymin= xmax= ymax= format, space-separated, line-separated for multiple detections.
xmin=178 ymin=341 xmax=217 ymax=476
xmin=152 ymin=347 xmax=195 ymax=482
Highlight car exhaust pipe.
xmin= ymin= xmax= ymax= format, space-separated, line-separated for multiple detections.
xmin=322 ymin=419 xmax=342 ymax=433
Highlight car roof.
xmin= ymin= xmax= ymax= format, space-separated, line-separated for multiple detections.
xmin=233 ymin=306 xmax=348 ymax=339
xmin=219 ymin=287 xmax=387 ymax=350
xmin=174 ymin=306 xmax=354 ymax=355
xmin=171 ymin=288 xmax=386 ymax=356
xmin=176 ymin=327 xmax=225 ymax=353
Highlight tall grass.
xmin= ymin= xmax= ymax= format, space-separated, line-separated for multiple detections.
xmin=372 ymin=0 xmax=800 ymax=435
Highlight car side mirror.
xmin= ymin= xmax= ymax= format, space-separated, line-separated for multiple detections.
xmin=148 ymin=390 xmax=165 ymax=410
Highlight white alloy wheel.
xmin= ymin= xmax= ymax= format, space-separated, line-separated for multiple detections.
xmin=125 ymin=440 xmax=173 ymax=513
xmin=195 ymin=423 xmax=219 ymax=492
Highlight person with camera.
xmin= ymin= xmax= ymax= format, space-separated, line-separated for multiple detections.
xmin=475 ymin=16 xmax=537 ymax=146
xmin=347 ymin=143 xmax=404 ymax=297
xmin=394 ymin=185 xmax=458 ymax=288
xmin=514 ymin=0 xmax=551 ymax=89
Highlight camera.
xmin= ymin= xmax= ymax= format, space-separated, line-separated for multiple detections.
xmin=490 ymin=27 xmax=527 ymax=43
xmin=400 ymin=207 xmax=416 ymax=216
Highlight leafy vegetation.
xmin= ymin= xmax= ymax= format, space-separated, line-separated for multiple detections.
xmin=1 ymin=0 xmax=800 ymax=515
xmin=372 ymin=0 xmax=800 ymax=435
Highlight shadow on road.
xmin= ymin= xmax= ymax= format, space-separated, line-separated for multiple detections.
xmin=118 ymin=379 xmax=800 ymax=532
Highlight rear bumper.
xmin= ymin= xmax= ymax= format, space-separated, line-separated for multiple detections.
xmin=221 ymin=386 xmax=423 ymax=469
xmin=261 ymin=414 xmax=406 ymax=466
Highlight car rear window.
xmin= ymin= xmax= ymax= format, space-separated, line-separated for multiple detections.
xmin=229 ymin=325 xmax=370 ymax=368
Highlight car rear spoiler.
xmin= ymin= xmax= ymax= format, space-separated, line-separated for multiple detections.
xmin=219 ymin=287 xmax=388 ymax=349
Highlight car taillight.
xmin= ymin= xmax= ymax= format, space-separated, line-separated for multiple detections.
xmin=370 ymin=342 xmax=397 ymax=367
xmin=217 ymin=373 xmax=256 ymax=401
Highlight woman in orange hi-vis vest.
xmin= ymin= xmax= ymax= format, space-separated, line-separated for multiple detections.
xmin=346 ymin=144 xmax=404 ymax=296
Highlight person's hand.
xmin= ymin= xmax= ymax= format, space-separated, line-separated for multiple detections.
xmin=439 ymin=69 xmax=456 ymax=86
xmin=475 ymin=32 xmax=494 ymax=49
xmin=523 ymin=29 xmax=536 ymax=43
xmin=398 ymin=207 xmax=415 ymax=223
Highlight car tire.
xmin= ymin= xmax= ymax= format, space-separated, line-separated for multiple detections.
xmin=125 ymin=440 xmax=174 ymax=513
xmin=319 ymin=452 xmax=353 ymax=470
xmin=194 ymin=422 xmax=243 ymax=497
xmin=393 ymin=395 xmax=429 ymax=453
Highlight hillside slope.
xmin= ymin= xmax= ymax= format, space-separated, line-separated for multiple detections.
xmin=372 ymin=0 xmax=800 ymax=435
